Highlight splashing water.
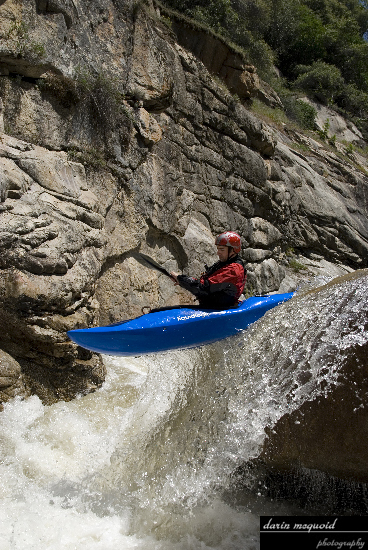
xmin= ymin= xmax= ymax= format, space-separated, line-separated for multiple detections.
xmin=0 ymin=272 xmax=367 ymax=549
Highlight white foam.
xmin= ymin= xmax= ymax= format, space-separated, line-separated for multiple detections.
xmin=1 ymin=273 xmax=367 ymax=548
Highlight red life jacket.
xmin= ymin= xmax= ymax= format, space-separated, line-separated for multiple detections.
xmin=200 ymin=256 xmax=246 ymax=305
xmin=177 ymin=255 xmax=247 ymax=309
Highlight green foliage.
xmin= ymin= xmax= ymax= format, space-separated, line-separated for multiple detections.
xmin=335 ymin=42 xmax=368 ymax=91
xmin=37 ymin=73 xmax=81 ymax=108
xmin=338 ymin=83 xmax=368 ymax=118
xmin=329 ymin=133 xmax=336 ymax=146
xmin=291 ymin=5 xmax=327 ymax=63
xmin=318 ymin=118 xmax=330 ymax=140
xmin=158 ymin=0 xmax=368 ymax=136
xmin=161 ymin=15 xmax=173 ymax=28
xmin=250 ymin=98 xmax=289 ymax=126
xmin=293 ymin=61 xmax=345 ymax=104
xmin=190 ymin=0 xmax=239 ymax=36
xmin=267 ymin=1 xmax=327 ymax=69
xmin=282 ymin=96 xmax=317 ymax=129
xmin=243 ymin=282 xmax=256 ymax=298
xmin=345 ymin=142 xmax=355 ymax=156
xmin=231 ymin=0 xmax=272 ymax=36
xmin=303 ymin=0 xmax=368 ymax=35
xmin=285 ymin=247 xmax=308 ymax=272
xmin=288 ymin=258 xmax=308 ymax=272
xmin=67 ymin=146 xmax=107 ymax=169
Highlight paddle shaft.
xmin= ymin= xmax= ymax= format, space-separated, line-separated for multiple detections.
xmin=137 ymin=253 xmax=175 ymax=279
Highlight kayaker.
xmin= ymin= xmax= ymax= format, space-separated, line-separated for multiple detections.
xmin=170 ymin=231 xmax=247 ymax=309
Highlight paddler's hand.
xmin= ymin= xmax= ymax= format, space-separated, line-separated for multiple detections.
xmin=170 ymin=271 xmax=179 ymax=285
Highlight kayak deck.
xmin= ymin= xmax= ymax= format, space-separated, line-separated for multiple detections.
xmin=67 ymin=293 xmax=293 ymax=356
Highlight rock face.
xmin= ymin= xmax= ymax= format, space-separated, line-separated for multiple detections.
xmin=0 ymin=134 xmax=106 ymax=403
xmin=0 ymin=349 xmax=29 ymax=409
xmin=0 ymin=0 xmax=368 ymax=404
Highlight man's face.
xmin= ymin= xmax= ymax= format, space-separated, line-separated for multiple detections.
xmin=216 ymin=245 xmax=229 ymax=262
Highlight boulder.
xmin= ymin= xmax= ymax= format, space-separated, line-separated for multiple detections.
xmin=247 ymin=217 xmax=282 ymax=248
xmin=246 ymin=258 xmax=286 ymax=295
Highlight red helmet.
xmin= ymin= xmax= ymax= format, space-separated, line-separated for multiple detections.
xmin=215 ymin=231 xmax=241 ymax=254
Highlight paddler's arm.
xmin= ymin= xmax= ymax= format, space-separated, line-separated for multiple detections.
xmin=170 ymin=272 xmax=210 ymax=298
xmin=170 ymin=271 xmax=239 ymax=308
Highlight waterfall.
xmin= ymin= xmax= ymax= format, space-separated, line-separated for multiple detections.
xmin=0 ymin=271 xmax=367 ymax=549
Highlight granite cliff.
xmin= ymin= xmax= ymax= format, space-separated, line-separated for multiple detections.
xmin=0 ymin=0 xmax=368 ymax=408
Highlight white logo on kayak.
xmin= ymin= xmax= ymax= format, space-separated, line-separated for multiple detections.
xmin=177 ymin=312 xmax=208 ymax=321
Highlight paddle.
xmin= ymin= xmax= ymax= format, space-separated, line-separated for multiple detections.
xmin=136 ymin=253 xmax=175 ymax=279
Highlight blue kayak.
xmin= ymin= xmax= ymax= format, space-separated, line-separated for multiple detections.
xmin=67 ymin=293 xmax=293 ymax=356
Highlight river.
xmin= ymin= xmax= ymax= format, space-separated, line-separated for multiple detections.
xmin=1 ymin=272 xmax=367 ymax=549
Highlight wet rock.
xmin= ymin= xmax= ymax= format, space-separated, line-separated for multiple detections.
xmin=257 ymin=270 xmax=368 ymax=483
xmin=260 ymin=369 xmax=368 ymax=482
xmin=0 ymin=349 xmax=29 ymax=409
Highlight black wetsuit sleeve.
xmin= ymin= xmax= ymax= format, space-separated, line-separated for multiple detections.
xmin=177 ymin=275 xmax=209 ymax=299
xmin=177 ymin=275 xmax=238 ymax=308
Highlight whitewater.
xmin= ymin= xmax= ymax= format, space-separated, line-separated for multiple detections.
xmin=0 ymin=272 xmax=367 ymax=549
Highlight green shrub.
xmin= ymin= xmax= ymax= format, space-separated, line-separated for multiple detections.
xmin=282 ymin=96 xmax=317 ymax=130
xmin=346 ymin=143 xmax=355 ymax=156
xmin=76 ymin=70 xmax=122 ymax=127
xmin=329 ymin=134 xmax=336 ymax=146
xmin=236 ymin=32 xmax=275 ymax=79
xmin=67 ymin=146 xmax=107 ymax=169
xmin=337 ymin=83 xmax=368 ymax=118
xmin=293 ymin=61 xmax=345 ymax=104
xmin=289 ymin=258 xmax=308 ymax=272
xmin=336 ymin=42 xmax=368 ymax=92
xmin=37 ymin=69 xmax=131 ymax=142
xmin=318 ymin=119 xmax=330 ymax=140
